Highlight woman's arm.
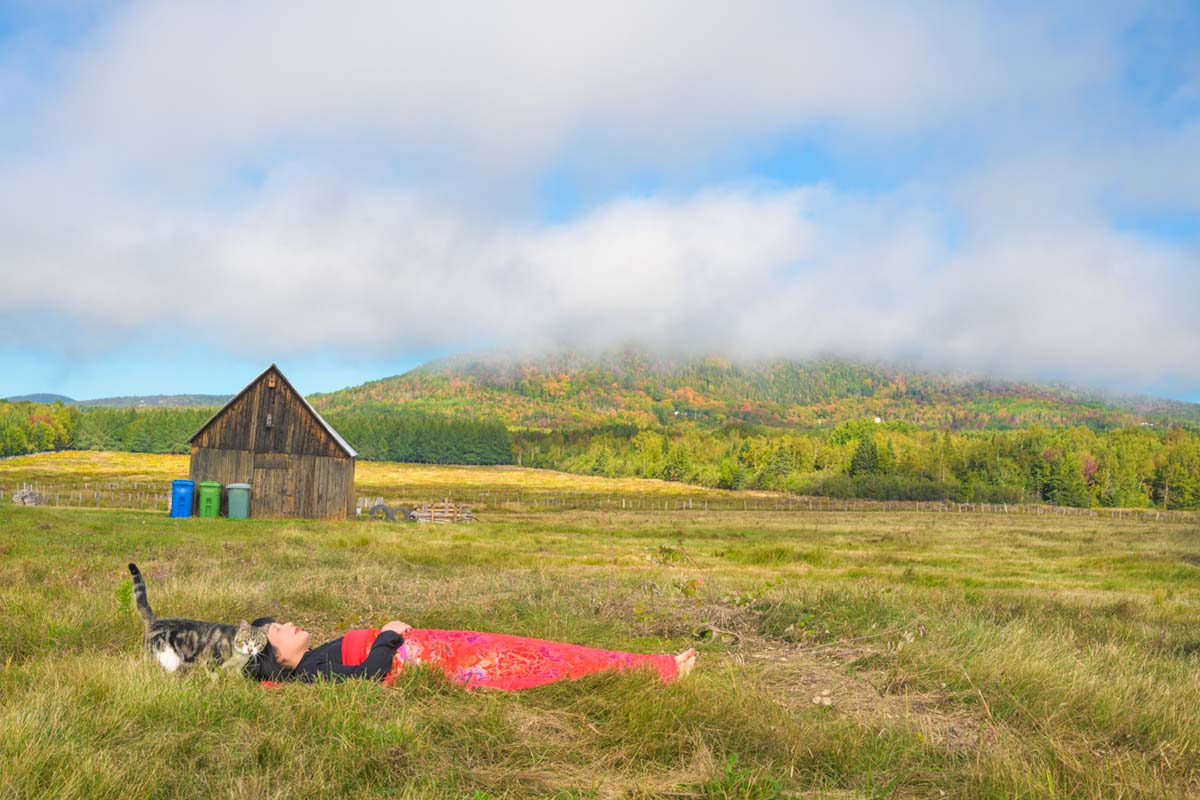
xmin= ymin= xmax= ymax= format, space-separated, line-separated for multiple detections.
xmin=328 ymin=630 xmax=404 ymax=679
xmin=293 ymin=630 xmax=404 ymax=682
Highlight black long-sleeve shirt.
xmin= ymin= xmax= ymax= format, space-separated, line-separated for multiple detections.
xmin=287 ymin=630 xmax=403 ymax=682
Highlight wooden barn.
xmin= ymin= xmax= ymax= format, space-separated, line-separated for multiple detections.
xmin=188 ymin=364 xmax=357 ymax=520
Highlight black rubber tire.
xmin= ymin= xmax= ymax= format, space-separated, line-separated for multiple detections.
xmin=368 ymin=503 xmax=396 ymax=522
xmin=393 ymin=506 xmax=413 ymax=522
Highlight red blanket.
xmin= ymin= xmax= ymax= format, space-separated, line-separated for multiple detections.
xmin=341 ymin=628 xmax=678 ymax=690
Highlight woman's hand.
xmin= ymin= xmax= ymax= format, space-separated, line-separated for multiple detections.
xmin=382 ymin=621 xmax=412 ymax=635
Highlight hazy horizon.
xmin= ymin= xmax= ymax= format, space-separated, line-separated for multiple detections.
xmin=5 ymin=346 xmax=1200 ymax=408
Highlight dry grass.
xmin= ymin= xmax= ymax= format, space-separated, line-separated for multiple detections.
xmin=2 ymin=454 xmax=1200 ymax=797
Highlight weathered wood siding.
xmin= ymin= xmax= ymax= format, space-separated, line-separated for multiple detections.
xmin=192 ymin=371 xmax=344 ymax=458
xmin=188 ymin=366 xmax=355 ymax=520
xmin=189 ymin=448 xmax=354 ymax=519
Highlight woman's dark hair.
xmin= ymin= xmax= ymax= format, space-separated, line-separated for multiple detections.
xmin=243 ymin=617 xmax=292 ymax=681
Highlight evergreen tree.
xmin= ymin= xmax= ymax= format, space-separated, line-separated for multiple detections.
xmin=848 ymin=437 xmax=880 ymax=476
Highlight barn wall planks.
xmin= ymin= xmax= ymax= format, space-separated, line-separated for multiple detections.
xmin=190 ymin=448 xmax=355 ymax=520
xmin=188 ymin=365 xmax=356 ymax=520
xmin=194 ymin=374 xmax=343 ymax=459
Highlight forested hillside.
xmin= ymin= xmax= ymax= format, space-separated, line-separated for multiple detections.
xmin=311 ymin=351 xmax=1200 ymax=431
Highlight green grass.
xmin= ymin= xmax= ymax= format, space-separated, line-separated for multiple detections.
xmin=2 ymin=497 xmax=1200 ymax=797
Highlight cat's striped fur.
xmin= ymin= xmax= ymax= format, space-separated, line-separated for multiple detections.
xmin=128 ymin=563 xmax=264 ymax=673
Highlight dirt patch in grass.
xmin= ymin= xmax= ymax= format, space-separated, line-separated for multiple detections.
xmin=738 ymin=637 xmax=985 ymax=751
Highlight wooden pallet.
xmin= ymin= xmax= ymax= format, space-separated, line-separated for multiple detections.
xmin=411 ymin=502 xmax=476 ymax=524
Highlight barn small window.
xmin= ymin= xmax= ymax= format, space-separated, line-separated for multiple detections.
xmin=266 ymin=413 xmax=273 ymax=429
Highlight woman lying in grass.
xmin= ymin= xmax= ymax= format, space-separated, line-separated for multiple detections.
xmin=247 ymin=619 xmax=697 ymax=689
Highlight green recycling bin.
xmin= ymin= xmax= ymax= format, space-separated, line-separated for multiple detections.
xmin=227 ymin=483 xmax=251 ymax=520
xmin=198 ymin=481 xmax=222 ymax=518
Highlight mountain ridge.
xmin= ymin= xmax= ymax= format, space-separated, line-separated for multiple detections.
xmin=3 ymin=393 xmax=75 ymax=404
xmin=309 ymin=350 xmax=1200 ymax=432
xmin=2 ymin=394 xmax=229 ymax=408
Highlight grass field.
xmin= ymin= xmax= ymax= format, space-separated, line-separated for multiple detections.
xmin=2 ymin=456 xmax=1200 ymax=798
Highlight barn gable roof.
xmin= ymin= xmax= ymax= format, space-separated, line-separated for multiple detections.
xmin=188 ymin=364 xmax=357 ymax=458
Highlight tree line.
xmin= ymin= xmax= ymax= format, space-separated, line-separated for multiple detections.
xmin=0 ymin=401 xmax=512 ymax=466
xmin=0 ymin=401 xmax=77 ymax=455
xmin=513 ymin=418 xmax=1200 ymax=509
xmin=322 ymin=410 xmax=512 ymax=465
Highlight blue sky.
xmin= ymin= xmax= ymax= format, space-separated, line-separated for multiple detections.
xmin=0 ymin=1 xmax=1198 ymax=401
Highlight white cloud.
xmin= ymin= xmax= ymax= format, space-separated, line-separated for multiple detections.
xmin=21 ymin=0 xmax=1112 ymax=185
xmin=2 ymin=171 xmax=1197 ymax=391
xmin=1 ymin=2 xmax=1198 ymax=397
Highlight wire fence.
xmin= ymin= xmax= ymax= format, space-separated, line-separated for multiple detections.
xmin=355 ymin=490 xmax=1197 ymax=522
xmin=3 ymin=479 xmax=1197 ymax=523
xmin=3 ymin=481 xmax=170 ymax=512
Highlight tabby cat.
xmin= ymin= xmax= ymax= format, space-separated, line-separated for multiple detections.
xmin=224 ymin=620 xmax=269 ymax=673
xmin=127 ymin=563 xmax=266 ymax=674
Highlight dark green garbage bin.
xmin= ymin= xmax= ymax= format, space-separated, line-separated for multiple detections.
xmin=198 ymin=481 xmax=222 ymax=518
xmin=227 ymin=483 xmax=251 ymax=520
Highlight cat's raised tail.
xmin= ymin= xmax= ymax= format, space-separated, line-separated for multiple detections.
xmin=128 ymin=563 xmax=156 ymax=628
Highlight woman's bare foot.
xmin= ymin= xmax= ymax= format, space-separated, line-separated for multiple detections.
xmin=674 ymin=648 xmax=696 ymax=678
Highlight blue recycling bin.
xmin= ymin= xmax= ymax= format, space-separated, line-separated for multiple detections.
xmin=170 ymin=479 xmax=195 ymax=518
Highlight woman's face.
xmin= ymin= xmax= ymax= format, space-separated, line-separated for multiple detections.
xmin=267 ymin=621 xmax=311 ymax=668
